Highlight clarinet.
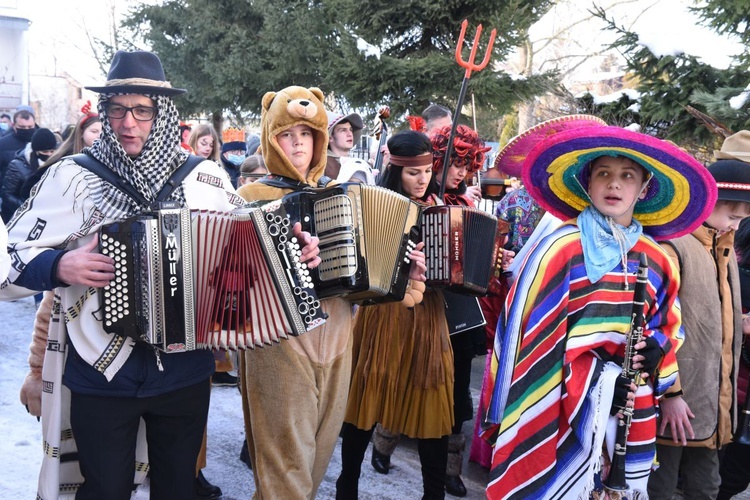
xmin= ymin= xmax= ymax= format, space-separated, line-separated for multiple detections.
xmin=604 ymin=252 xmax=649 ymax=493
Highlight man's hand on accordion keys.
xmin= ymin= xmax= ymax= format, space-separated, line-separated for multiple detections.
xmin=293 ymin=222 xmax=322 ymax=269
xmin=408 ymin=241 xmax=427 ymax=282
xmin=56 ymin=234 xmax=116 ymax=288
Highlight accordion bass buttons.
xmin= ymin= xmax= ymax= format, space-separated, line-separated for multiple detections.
xmin=100 ymin=233 xmax=131 ymax=324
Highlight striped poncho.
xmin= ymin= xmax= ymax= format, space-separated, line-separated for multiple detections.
xmin=481 ymin=224 xmax=682 ymax=499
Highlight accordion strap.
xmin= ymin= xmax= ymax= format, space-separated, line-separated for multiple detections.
xmin=257 ymin=173 xmax=335 ymax=190
xmin=70 ymin=153 xmax=205 ymax=207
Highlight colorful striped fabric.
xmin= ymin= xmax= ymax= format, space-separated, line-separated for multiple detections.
xmin=480 ymin=225 xmax=683 ymax=499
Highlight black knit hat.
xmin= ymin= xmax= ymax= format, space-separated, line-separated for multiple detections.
xmin=31 ymin=128 xmax=57 ymax=152
xmin=85 ymin=50 xmax=187 ymax=96
xmin=708 ymin=159 xmax=750 ymax=204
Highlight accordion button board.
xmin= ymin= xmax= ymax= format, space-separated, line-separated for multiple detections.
xmin=266 ymin=183 xmax=422 ymax=305
xmin=422 ymin=205 xmax=503 ymax=296
xmin=99 ymin=206 xmax=327 ymax=353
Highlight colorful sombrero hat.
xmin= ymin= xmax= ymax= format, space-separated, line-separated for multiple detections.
xmin=494 ymin=115 xmax=607 ymax=177
xmin=523 ymin=126 xmax=718 ymax=240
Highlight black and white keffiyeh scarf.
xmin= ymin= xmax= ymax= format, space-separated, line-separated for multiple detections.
xmin=84 ymin=93 xmax=189 ymax=220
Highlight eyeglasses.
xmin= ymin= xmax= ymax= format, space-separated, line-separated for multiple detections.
xmin=241 ymin=173 xmax=267 ymax=179
xmin=105 ymin=103 xmax=157 ymax=122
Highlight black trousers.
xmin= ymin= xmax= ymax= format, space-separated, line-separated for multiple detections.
xmin=718 ymin=441 xmax=750 ymax=500
xmin=70 ymin=380 xmax=211 ymax=500
xmin=337 ymin=423 xmax=448 ymax=500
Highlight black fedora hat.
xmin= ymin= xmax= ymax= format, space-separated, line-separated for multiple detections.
xmin=708 ymin=159 xmax=750 ymax=204
xmin=86 ymin=50 xmax=186 ymax=97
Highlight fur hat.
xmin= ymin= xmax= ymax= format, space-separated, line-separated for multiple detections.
xmin=86 ymin=50 xmax=186 ymax=96
xmin=714 ymin=130 xmax=750 ymax=163
xmin=261 ymin=86 xmax=328 ymax=184
xmin=708 ymin=159 xmax=750 ymax=204
xmin=31 ymin=128 xmax=57 ymax=152
xmin=327 ymin=111 xmax=364 ymax=146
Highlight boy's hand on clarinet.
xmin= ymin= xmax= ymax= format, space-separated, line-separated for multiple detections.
xmin=610 ymin=375 xmax=637 ymax=417
xmin=659 ymin=396 xmax=695 ymax=445
xmin=632 ymin=336 xmax=662 ymax=379
xmin=408 ymin=242 xmax=427 ymax=282
xmin=293 ymin=222 xmax=321 ymax=269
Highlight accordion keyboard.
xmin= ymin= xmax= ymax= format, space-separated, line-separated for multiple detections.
xmin=100 ymin=233 xmax=131 ymax=328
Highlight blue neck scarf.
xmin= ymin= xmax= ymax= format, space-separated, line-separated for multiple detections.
xmin=577 ymin=206 xmax=643 ymax=287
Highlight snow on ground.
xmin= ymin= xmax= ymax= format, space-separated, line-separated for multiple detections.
xmin=0 ymin=296 xmax=490 ymax=499
xmin=6 ymin=295 xmax=750 ymax=499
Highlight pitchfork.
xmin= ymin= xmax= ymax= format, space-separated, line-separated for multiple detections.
xmin=438 ymin=20 xmax=497 ymax=199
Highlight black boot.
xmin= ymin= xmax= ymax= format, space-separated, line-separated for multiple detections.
xmin=444 ymin=475 xmax=467 ymax=497
xmin=371 ymin=447 xmax=391 ymax=475
xmin=195 ymin=470 xmax=222 ymax=500
xmin=418 ymin=436 xmax=449 ymax=500
xmin=445 ymin=433 xmax=467 ymax=497
xmin=239 ymin=439 xmax=252 ymax=470
xmin=337 ymin=423 xmax=375 ymax=500
xmin=370 ymin=423 xmax=400 ymax=475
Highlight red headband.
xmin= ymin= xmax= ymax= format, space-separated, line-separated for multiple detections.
xmin=389 ymin=152 xmax=433 ymax=168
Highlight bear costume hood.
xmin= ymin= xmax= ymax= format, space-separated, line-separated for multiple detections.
xmin=238 ymin=86 xmax=328 ymax=202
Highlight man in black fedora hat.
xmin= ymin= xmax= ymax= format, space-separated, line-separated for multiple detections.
xmin=2 ymin=50 xmax=321 ymax=500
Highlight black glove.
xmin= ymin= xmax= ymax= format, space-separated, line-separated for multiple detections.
xmin=636 ymin=335 xmax=663 ymax=377
xmin=610 ymin=374 xmax=632 ymax=416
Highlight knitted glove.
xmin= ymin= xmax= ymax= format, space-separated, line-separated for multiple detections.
xmin=19 ymin=291 xmax=53 ymax=417
xmin=636 ymin=335 xmax=663 ymax=378
xmin=610 ymin=374 xmax=632 ymax=416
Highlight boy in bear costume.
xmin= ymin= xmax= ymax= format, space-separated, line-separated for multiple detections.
xmin=236 ymin=86 xmax=354 ymax=499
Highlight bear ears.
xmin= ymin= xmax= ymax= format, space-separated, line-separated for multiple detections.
xmin=262 ymin=86 xmax=325 ymax=112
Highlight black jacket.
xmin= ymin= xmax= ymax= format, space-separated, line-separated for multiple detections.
xmin=1 ymin=148 xmax=37 ymax=222
xmin=0 ymin=127 xmax=35 ymax=185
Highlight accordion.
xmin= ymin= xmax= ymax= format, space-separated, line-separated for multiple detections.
xmin=98 ymin=203 xmax=326 ymax=352
xmin=264 ymin=183 xmax=422 ymax=304
xmin=422 ymin=205 xmax=509 ymax=295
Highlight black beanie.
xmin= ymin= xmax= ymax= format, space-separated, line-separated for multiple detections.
xmin=31 ymin=128 xmax=57 ymax=152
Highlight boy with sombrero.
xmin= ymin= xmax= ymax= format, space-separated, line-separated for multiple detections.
xmin=480 ymin=125 xmax=718 ymax=499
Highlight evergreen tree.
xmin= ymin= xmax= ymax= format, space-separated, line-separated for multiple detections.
xmin=687 ymin=1 xmax=750 ymax=134
xmin=594 ymin=4 xmax=750 ymax=147
xmin=123 ymin=0 xmax=558 ymax=136
xmin=574 ymin=90 xmax=640 ymax=130
xmin=324 ymin=0 xmax=557 ymax=134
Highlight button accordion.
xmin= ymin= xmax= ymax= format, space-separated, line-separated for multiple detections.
xmin=266 ymin=182 xmax=422 ymax=304
xmin=422 ymin=205 xmax=509 ymax=295
xmin=98 ymin=202 xmax=326 ymax=352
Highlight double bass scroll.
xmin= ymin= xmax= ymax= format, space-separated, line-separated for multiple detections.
xmin=371 ymin=106 xmax=390 ymax=178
